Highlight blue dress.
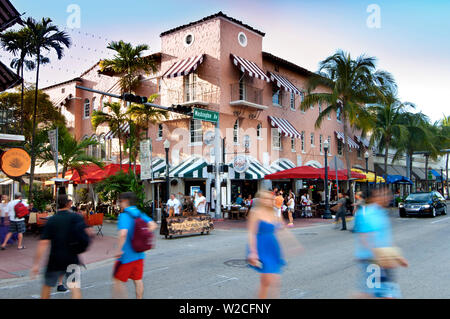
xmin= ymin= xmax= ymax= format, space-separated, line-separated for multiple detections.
xmin=248 ymin=220 xmax=286 ymax=274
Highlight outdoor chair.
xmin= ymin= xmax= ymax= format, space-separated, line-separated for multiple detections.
xmin=87 ymin=213 xmax=104 ymax=237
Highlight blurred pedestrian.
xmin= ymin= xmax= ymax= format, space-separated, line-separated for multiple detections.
xmin=113 ymin=192 xmax=157 ymax=299
xmin=31 ymin=194 xmax=91 ymax=299
xmin=286 ymin=193 xmax=295 ymax=227
xmin=247 ymin=190 xmax=285 ymax=299
xmin=353 ymin=187 xmax=408 ymax=299
xmin=1 ymin=193 xmax=28 ymax=250
xmin=0 ymin=195 xmax=8 ymax=225
xmin=332 ymin=192 xmax=347 ymax=230
xmin=274 ymin=192 xmax=284 ymax=218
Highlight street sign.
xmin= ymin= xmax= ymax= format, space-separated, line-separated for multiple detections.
xmin=193 ymin=108 xmax=219 ymax=123
xmin=140 ymin=139 xmax=152 ymax=180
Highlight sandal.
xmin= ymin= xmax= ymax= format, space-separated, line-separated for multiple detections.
xmin=17 ymin=246 xmax=26 ymax=250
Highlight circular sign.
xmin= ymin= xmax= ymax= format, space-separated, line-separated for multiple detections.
xmin=233 ymin=155 xmax=249 ymax=174
xmin=204 ymin=130 xmax=215 ymax=146
xmin=1 ymin=148 xmax=31 ymax=177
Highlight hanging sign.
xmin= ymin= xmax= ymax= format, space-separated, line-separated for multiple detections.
xmin=233 ymin=155 xmax=249 ymax=174
xmin=0 ymin=148 xmax=31 ymax=177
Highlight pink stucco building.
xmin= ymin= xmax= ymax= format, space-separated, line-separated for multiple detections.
xmin=43 ymin=12 xmax=373 ymax=206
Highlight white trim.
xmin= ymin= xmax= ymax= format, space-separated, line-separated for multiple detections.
xmin=305 ymin=160 xmax=322 ymax=169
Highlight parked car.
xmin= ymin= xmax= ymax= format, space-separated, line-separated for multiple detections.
xmin=399 ymin=191 xmax=447 ymax=218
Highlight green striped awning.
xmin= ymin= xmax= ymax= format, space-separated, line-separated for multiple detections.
xmin=229 ymin=157 xmax=273 ymax=180
xmin=150 ymin=158 xmax=167 ymax=178
xmin=161 ymin=156 xmax=209 ymax=179
xmin=270 ymin=158 xmax=296 ymax=173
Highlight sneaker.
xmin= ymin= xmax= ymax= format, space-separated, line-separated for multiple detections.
xmin=57 ymin=285 xmax=68 ymax=292
xmin=287 ymin=223 xmax=294 ymax=227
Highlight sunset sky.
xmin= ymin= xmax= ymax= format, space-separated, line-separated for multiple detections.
xmin=5 ymin=0 xmax=450 ymax=122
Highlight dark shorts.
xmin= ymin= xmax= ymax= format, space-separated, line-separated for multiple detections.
xmin=44 ymin=270 xmax=69 ymax=287
xmin=9 ymin=220 xmax=26 ymax=234
xmin=113 ymin=259 xmax=144 ymax=282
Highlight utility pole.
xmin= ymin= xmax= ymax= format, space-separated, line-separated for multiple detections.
xmin=214 ymin=121 xmax=221 ymax=219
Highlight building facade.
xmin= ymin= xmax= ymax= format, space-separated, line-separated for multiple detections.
xmin=43 ymin=12 xmax=375 ymax=206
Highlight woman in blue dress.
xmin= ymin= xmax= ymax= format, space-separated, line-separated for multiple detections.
xmin=247 ymin=190 xmax=286 ymax=299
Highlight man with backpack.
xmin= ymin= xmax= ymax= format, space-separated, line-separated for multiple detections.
xmin=1 ymin=192 xmax=28 ymax=250
xmin=31 ymin=194 xmax=91 ymax=299
xmin=113 ymin=192 xmax=157 ymax=299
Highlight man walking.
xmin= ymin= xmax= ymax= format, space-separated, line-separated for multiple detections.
xmin=113 ymin=192 xmax=157 ymax=299
xmin=332 ymin=192 xmax=348 ymax=230
xmin=31 ymin=194 xmax=91 ymax=299
xmin=195 ymin=191 xmax=207 ymax=215
xmin=1 ymin=193 xmax=28 ymax=250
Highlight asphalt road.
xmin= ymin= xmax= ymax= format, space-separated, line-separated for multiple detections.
xmin=0 ymin=208 xmax=449 ymax=299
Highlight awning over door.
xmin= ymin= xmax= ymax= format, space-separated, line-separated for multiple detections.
xmin=229 ymin=157 xmax=272 ymax=180
xmin=335 ymin=131 xmax=360 ymax=149
xmin=230 ymin=54 xmax=270 ymax=82
xmin=161 ymin=156 xmax=209 ymax=179
xmin=268 ymin=72 xmax=301 ymax=95
xmin=150 ymin=158 xmax=167 ymax=178
xmin=0 ymin=60 xmax=21 ymax=92
xmin=269 ymin=116 xmax=302 ymax=139
xmin=270 ymin=158 xmax=296 ymax=173
xmin=163 ymin=54 xmax=205 ymax=79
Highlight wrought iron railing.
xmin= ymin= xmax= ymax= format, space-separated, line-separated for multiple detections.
xmin=166 ymin=83 xmax=219 ymax=105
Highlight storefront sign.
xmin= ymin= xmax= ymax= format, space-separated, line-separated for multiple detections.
xmin=233 ymin=155 xmax=249 ymax=174
xmin=193 ymin=108 xmax=219 ymax=123
xmin=167 ymin=215 xmax=214 ymax=236
xmin=0 ymin=148 xmax=31 ymax=177
xmin=140 ymin=139 xmax=152 ymax=180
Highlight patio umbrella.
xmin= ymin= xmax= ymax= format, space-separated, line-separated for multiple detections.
xmin=85 ymin=164 xmax=141 ymax=183
xmin=264 ymin=165 xmax=321 ymax=180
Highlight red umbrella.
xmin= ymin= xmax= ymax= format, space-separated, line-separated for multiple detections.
xmin=85 ymin=164 xmax=141 ymax=183
xmin=59 ymin=164 xmax=103 ymax=184
xmin=265 ymin=166 xmax=322 ymax=180
xmin=337 ymin=169 xmax=366 ymax=180
xmin=316 ymin=168 xmax=349 ymax=180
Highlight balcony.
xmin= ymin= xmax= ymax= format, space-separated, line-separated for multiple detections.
xmin=230 ymin=83 xmax=267 ymax=110
xmin=166 ymin=82 xmax=219 ymax=107
xmin=0 ymin=109 xmax=24 ymax=143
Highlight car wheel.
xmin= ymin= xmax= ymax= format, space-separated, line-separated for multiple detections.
xmin=432 ymin=207 xmax=436 ymax=217
xmin=399 ymin=211 xmax=406 ymax=218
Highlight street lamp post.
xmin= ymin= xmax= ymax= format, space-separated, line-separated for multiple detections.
xmin=164 ymin=139 xmax=170 ymax=204
xmin=365 ymin=151 xmax=370 ymax=198
xmin=323 ymin=140 xmax=332 ymax=219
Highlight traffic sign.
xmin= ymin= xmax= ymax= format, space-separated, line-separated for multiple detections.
xmin=193 ymin=108 xmax=219 ymax=123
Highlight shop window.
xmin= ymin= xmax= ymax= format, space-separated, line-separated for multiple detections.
xmin=291 ymin=137 xmax=296 ymax=152
xmin=290 ymin=93 xmax=295 ymax=111
xmin=190 ymin=119 xmax=202 ymax=144
xmin=157 ymin=124 xmax=163 ymax=140
xmin=272 ymin=86 xmax=282 ymax=106
xmin=337 ymin=139 xmax=343 ymax=156
xmin=310 ymin=133 xmax=315 ymax=147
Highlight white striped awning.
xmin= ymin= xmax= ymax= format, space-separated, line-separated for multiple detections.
xmin=230 ymin=54 xmax=270 ymax=82
xmin=228 ymin=157 xmax=273 ymax=180
xmin=335 ymin=131 xmax=360 ymax=149
xmin=161 ymin=156 xmax=209 ymax=179
xmin=150 ymin=158 xmax=167 ymax=178
xmin=104 ymin=122 xmax=130 ymax=140
xmin=355 ymin=135 xmax=370 ymax=148
xmin=268 ymin=116 xmax=302 ymax=139
xmin=268 ymin=72 xmax=301 ymax=95
xmin=163 ymin=54 xmax=205 ymax=79
xmin=270 ymin=158 xmax=296 ymax=173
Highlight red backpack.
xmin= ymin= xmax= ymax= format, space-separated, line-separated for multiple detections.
xmin=127 ymin=212 xmax=154 ymax=253
xmin=14 ymin=201 xmax=29 ymax=219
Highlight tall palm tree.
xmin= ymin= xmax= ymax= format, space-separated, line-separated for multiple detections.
xmin=367 ymin=92 xmax=411 ymax=182
xmin=127 ymin=94 xmax=168 ymax=139
xmin=91 ymin=102 xmax=128 ymax=169
xmin=301 ymin=50 xmax=396 ymax=187
xmin=39 ymin=125 xmax=103 ymax=179
xmin=24 ymin=17 xmax=71 ymax=201
xmin=99 ymin=40 xmax=157 ymax=95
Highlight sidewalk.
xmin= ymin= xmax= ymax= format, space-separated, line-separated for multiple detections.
xmin=0 ymin=232 xmax=117 ymax=280
xmin=213 ymin=217 xmax=333 ymax=230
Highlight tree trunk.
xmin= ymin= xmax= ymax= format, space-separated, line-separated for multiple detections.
xmin=28 ymin=51 xmax=41 ymax=202
xmin=20 ymin=64 xmax=25 ymax=133
xmin=118 ymin=129 xmax=123 ymax=170
xmin=342 ymin=111 xmax=352 ymax=198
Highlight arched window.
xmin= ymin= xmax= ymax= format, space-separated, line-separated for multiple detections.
xmin=83 ymin=99 xmax=90 ymax=118
xmin=233 ymin=120 xmax=239 ymax=144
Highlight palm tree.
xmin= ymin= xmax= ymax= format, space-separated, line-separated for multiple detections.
xmin=99 ymin=40 xmax=157 ymax=95
xmin=301 ymin=50 xmax=396 ymax=187
xmin=127 ymin=94 xmax=168 ymax=138
xmin=23 ymin=17 xmax=71 ymax=200
xmin=441 ymin=115 xmax=450 ymax=198
xmin=367 ymin=92 xmax=411 ymax=182
xmin=39 ymin=125 xmax=103 ymax=179
xmin=91 ymin=102 xmax=128 ymax=169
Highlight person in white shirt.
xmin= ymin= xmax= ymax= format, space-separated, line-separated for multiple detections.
xmin=1 ymin=192 xmax=28 ymax=250
xmin=301 ymin=193 xmax=312 ymax=218
xmin=195 ymin=191 xmax=207 ymax=215
xmin=0 ymin=195 xmax=9 ymax=225
xmin=166 ymin=194 xmax=181 ymax=217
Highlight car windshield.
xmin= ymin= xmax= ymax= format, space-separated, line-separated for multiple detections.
xmin=405 ymin=193 xmax=431 ymax=202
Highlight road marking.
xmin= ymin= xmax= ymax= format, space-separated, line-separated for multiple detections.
xmin=431 ymin=217 xmax=450 ymax=224
xmin=0 ymin=284 xmax=25 ymax=290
